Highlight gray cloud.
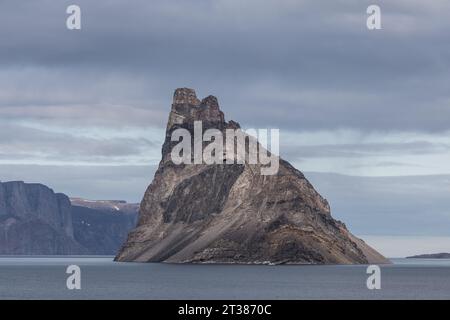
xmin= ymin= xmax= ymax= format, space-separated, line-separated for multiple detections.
xmin=281 ymin=141 xmax=449 ymax=159
xmin=305 ymin=172 xmax=450 ymax=236
xmin=0 ymin=164 xmax=156 ymax=203
xmin=1 ymin=0 xmax=450 ymax=131
xmin=0 ymin=121 xmax=158 ymax=163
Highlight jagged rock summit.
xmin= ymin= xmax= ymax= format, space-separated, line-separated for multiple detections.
xmin=116 ymin=88 xmax=388 ymax=264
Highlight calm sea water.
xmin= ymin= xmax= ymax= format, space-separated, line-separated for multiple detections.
xmin=0 ymin=256 xmax=449 ymax=299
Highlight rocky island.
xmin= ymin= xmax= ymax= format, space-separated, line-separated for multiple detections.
xmin=116 ymin=88 xmax=389 ymax=265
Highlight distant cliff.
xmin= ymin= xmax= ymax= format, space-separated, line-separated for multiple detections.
xmin=71 ymin=200 xmax=138 ymax=255
xmin=0 ymin=181 xmax=137 ymax=255
xmin=407 ymin=253 xmax=450 ymax=259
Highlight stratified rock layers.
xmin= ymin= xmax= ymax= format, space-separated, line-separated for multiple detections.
xmin=116 ymin=88 xmax=389 ymax=264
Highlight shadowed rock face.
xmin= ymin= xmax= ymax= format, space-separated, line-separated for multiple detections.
xmin=0 ymin=181 xmax=138 ymax=255
xmin=0 ymin=181 xmax=85 ymax=254
xmin=116 ymin=88 xmax=389 ymax=264
xmin=71 ymin=205 xmax=137 ymax=255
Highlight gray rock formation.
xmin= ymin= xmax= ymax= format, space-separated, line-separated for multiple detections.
xmin=0 ymin=181 xmax=138 ymax=255
xmin=0 ymin=181 xmax=85 ymax=254
xmin=116 ymin=88 xmax=389 ymax=264
xmin=71 ymin=200 xmax=138 ymax=255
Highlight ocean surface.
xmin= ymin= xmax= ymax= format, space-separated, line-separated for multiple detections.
xmin=0 ymin=256 xmax=449 ymax=299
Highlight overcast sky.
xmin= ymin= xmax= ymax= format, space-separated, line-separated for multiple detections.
xmin=1 ymin=0 xmax=449 ymax=256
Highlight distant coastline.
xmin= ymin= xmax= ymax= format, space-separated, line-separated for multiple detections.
xmin=407 ymin=253 xmax=450 ymax=259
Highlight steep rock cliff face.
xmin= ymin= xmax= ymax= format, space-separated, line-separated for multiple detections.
xmin=116 ymin=88 xmax=389 ymax=264
xmin=0 ymin=181 xmax=138 ymax=255
xmin=71 ymin=204 xmax=138 ymax=255
xmin=0 ymin=181 xmax=85 ymax=254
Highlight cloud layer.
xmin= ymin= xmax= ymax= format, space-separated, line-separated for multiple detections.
xmin=1 ymin=0 xmax=450 ymax=131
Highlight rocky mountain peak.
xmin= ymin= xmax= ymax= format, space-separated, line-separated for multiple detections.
xmin=173 ymin=87 xmax=200 ymax=106
xmin=116 ymin=89 xmax=389 ymax=265
xmin=200 ymin=95 xmax=220 ymax=109
xmin=168 ymin=88 xmax=225 ymax=129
